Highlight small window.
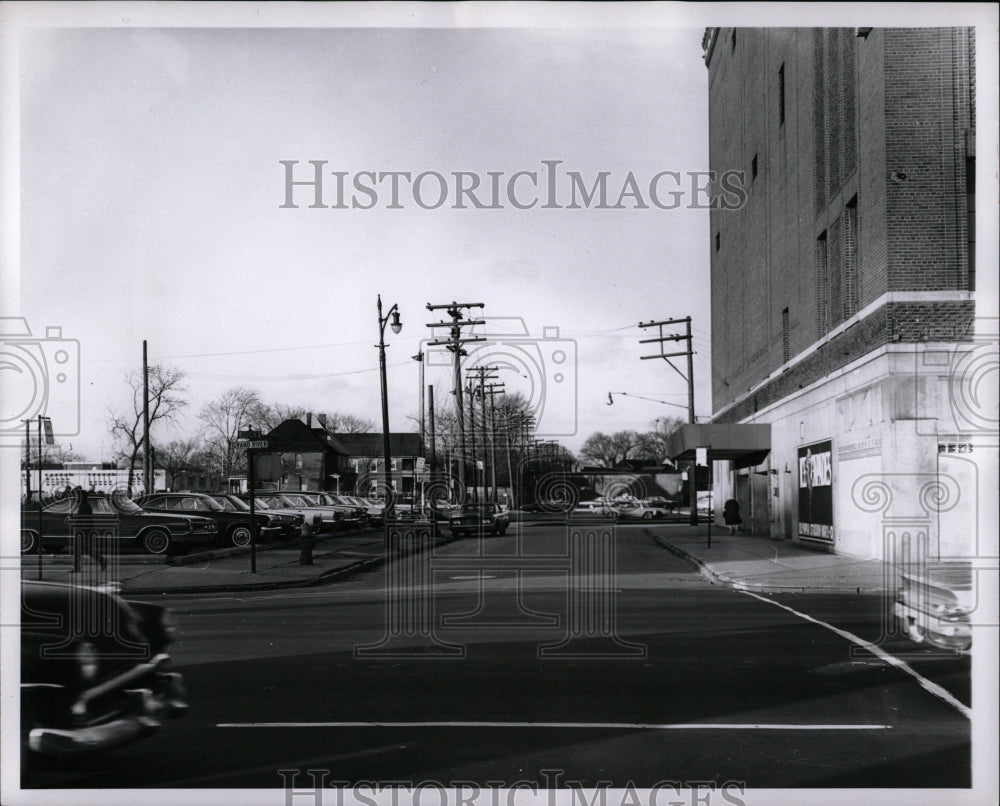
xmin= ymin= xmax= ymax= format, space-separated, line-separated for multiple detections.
xmin=752 ymin=154 xmax=758 ymax=180
xmin=778 ymin=63 xmax=786 ymax=125
xmin=731 ymin=30 xmax=736 ymax=52
xmin=715 ymin=232 xmax=721 ymax=252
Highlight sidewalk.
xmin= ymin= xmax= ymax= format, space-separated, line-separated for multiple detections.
xmin=646 ymin=522 xmax=892 ymax=594
xmin=20 ymin=532 xmax=436 ymax=595
xmin=21 ymin=522 xmax=894 ymax=596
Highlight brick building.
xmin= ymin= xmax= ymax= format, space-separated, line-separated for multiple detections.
xmin=703 ymin=28 xmax=994 ymax=560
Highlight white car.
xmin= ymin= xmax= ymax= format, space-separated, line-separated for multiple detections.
xmin=571 ymin=500 xmax=616 ymax=517
xmin=612 ymin=501 xmax=669 ymax=520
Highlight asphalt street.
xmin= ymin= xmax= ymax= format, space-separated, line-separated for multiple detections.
xmin=26 ymin=522 xmax=972 ymax=790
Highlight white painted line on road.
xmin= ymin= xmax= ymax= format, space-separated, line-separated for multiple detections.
xmin=217 ymin=721 xmax=890 ymax=730
xmin=739 ymin=589 xmax=972 ymax=720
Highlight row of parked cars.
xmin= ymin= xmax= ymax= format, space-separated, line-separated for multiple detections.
xmin=569 ymin=495 xmax=678 ymax=520
xmin=20 ymin=489 xmax=389 ymax=557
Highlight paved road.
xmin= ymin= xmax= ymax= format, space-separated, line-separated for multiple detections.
xmin=27 ymin=523 xmax=971 ymax=790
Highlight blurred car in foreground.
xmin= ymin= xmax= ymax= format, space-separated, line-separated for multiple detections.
xmin=448 ymin=502 xmax=510 ymax=536
xmin=21 ymin=579 xmax=188 ymax=775
xmin=894 ymin=561 xmax=973 ymax=651
xmin=21 ymin=492 xmax=217 ymax=556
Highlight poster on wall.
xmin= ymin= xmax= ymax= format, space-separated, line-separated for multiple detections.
xmin=798 ymin=439 xmax=834 ymax=543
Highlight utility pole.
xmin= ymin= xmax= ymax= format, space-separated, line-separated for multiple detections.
xmin=427 ymin=385 xmax=436 ymax=474
xmin=412 ymin=351 xmax=425 ymax=459
xmin=639 ymin=316 xmax=698 ymax=525
xmin=483 ymin=381 xmax=505 ymax=503
xmin=142 ymin=340 xmax=151 ymax=495
xmin=426 ymin=301 xmax=485 ymax=501
xmin=467 ymin=365 xmax=498 ymax=504
xmin=23 ymin=419 xmax=31 ymax=504
xmin=465 ymin=380 xmax=479 ymax=502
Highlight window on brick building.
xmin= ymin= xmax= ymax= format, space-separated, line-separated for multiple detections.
xmin=782 ymin=308 xmax=790 ymax=363
xmin=778 ymin=63 xmax=786 ymax=125
xmin=816 ymin=232 xmax=829 ymax=334
xmin=967 ymin=157 xmax=976 ymax=291
xmin=844 ymin=196 xmax=859 ymax=317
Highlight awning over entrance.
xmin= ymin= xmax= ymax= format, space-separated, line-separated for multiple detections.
xmin=667 ymin=423 xmax=771 ymax=470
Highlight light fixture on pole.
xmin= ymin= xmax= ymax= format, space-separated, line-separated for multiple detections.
xmin=377 ymin=294 xmax=402 ymax=519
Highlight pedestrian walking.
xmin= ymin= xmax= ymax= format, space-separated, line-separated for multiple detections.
xmin=723 ymin=498 xmax=742 ymax=535
xmin=74 ymin=487 xmax=107 ymax=572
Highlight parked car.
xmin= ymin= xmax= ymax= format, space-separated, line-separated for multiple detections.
xmin=21 ymin=579 xmax=188 ymax=775
xmin=300 ymin=492 xmax=367 ymax=528
xmin=570 ymin=500 xmax=616 ymax=517
xmin=136 ymin=492 xmax=278 ymax=548
xmin=612 ymin=500 xmax=670 ymax=520
xmin=448 ymin=502 xmax=510 ymax=536
xmin=20 ymin=492 xmax=217 ymax=556
xmin=243 ymin=491 xmax=342 ymax=532
xmin=641 ymin=496 xmax=677 ymax=513
xmin=208 ymin=493 xmax=304 ymax=537
xmin=336 ymin=494 xmax=384 ymax=525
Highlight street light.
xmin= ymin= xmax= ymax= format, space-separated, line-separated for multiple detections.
xmin=377 ymin=294 xmax=402 ymax=520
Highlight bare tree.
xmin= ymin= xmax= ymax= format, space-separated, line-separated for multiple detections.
xmin=156 ymin=436 xmax=210 ymax=482
xmin=633 ymin=416 xmax=685 ymax=465
xmin=21 ymin=441 xmax=84 ymax=468
xmin=198 ymin=387 xmax=267 ymax=478
xmin=321 ymin=412 xmax=376 ymax=433
xmin=108 ymin=366 xmax=188 ymax=494
xmin=256 ymin=403 xmax=376 ymax=434
xmin=578 ymin=430 xmax=641 ymax=468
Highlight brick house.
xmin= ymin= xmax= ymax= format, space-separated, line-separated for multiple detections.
xmin=334 ymin=432 xmax=424 ymax=503
xmin=703 ymin=28 xmax=993 ymax=560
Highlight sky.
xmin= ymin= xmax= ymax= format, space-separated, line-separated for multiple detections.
xmin=9 ymin=14 xmax=715 ymax=462
xmin=1 ymin=2 xmax=996 ymax=466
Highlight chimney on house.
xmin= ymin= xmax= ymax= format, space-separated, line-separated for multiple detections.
xmin=306 ymin=412 xmax=312 ymax=428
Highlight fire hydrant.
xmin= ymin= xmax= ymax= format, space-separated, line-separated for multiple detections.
xmin=299 ymin=519 xmax=316 ymax=565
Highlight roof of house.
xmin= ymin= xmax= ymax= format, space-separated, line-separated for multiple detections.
xmin=263 ymin=419 xmax=350 ymax=454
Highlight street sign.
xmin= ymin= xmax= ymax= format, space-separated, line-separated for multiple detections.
xmin=415 ymin=457 xmax=426 ymax=472
xmin=236 ymin=439 xmax=269 ymax=449
xmin=42 ymin=417 xmax=54 ymax=445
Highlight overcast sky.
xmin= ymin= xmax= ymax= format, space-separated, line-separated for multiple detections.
xmin=2 ymin=2 xmax=997 ymax=464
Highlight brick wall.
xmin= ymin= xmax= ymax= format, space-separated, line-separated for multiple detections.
xmin=706 ymin=27 xmax=976 ymax=417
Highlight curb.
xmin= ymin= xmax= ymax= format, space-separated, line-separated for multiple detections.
xmin=644 ymin=528 xmax=885 ymax=595
xmin=644 ymin=528 xmax=735 ymax=590
xmin=119 ymin=534 xmax=457 ymax=596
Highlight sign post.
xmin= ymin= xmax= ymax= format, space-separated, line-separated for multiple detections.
xmin=37 ymin=416 xmax=52 ymax=580
xmin=236 ymin=431 xmax=269 ymax=573
xmin=697 ymin=446 xmax=711 ymax=549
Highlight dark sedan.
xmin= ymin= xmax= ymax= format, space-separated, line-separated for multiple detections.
xmin=208 ymin=493 xmax=304 ymax=537
xmin=21 ymin=579 xmax=188 ymax=779
xmin=21 ymin=492 xmax=217 ymax=556
xmin=136 ymin=492 xmax=279 ymax=548
xmin=448 ymin=502 xmax=510 ymax=537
